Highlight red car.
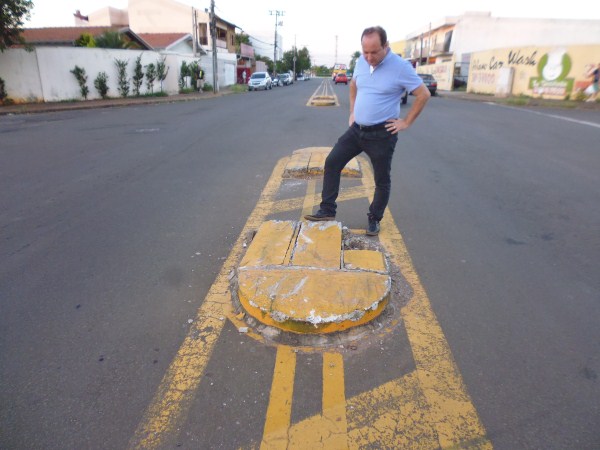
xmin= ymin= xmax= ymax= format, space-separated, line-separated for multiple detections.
xmin=334 ymin=73 xmax=348 ymax=85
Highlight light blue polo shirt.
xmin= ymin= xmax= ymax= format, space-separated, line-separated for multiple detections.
xmin=353 ymin=49 xmax=423 ymax=126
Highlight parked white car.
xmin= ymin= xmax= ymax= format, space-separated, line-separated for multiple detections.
xmin=248 ymin=72 xmax=272 ymax=91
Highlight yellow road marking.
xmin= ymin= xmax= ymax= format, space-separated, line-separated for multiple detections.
xmin=260 ymin=346 xmax=297 ymax=450
xmin=128 ymin=158 xmax=289 ymax=449
xmin=131 ymin=150 xmax=491 ymax=449
xmin=361 ymin=160 xmax=493 ymax=449
xmin=322 ymin=352 xmax=348 ymax=449
xmin=302 ymin=178 xmax=317 ymax=217
xmin=272 ymin=184 xmax=366 ymax=215
xmin=259 ymin=177 xmax=315 ymax=449
xmin=307 ymin=79 xmax=339 ymax=106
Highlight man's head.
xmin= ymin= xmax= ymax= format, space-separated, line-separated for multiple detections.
xmin=361 ymin=26 xmax=389 ymax=67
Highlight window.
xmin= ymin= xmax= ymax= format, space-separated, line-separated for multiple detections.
xmin=198 ymin=23 xmax=208 ymax=45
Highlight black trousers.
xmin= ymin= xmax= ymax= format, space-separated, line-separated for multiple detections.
xmin=319 ymin=124 xmax=398 ymax=221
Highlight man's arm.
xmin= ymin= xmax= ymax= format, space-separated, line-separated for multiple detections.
xmin=385 ymin=84 xmax=430 ymax=134
xmin=348 ymin=78 xmax=357 ymax=126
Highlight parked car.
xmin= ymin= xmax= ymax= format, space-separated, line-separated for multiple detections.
xmin=280 ymin=73 xmax=292 ymax=85
xmin=418 ymin=73 xmax=438 ymax=95
xmin=297 ymin=74 xmax=305 ymax=81
xmin=248 ymin=72 xmax=272 ymax=91
xmin=272 ymin=75 xmax=282 ymax=87
xmin=401 ymin=89 xmax=408 ymax=104
xmin=334 ymin=73 xmax=348 ymax=85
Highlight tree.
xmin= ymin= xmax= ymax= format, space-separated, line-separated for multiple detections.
xmin=1 ymin=0 xmax=34 ymax=51
xmin=95 ymin=31 xmax=132 ymax=49
xmin=349 ymin=51 xmax=361 ymax=73
xmin=313 ymin=65 xmax=330 ymax=77
xmin=74 ymin=33 xmax=96 ymax=48
xmin=281 ymin=46 xmax=311 ymax=76
xmin=234 ymin=32 xmax=250 ymax=55
xmin=295 ymin=47 xmax=311 ymax=75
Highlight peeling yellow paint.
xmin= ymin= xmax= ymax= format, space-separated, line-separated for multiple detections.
xmin=131 ymin=151 xmax=492 ymax=450
xmin=260 ymin=346 xmax=296 ymax=450
xmin=343 ymin=249 xmax=387 ymax=273
xmin=240 ymin=220 xmax=297 ymax=268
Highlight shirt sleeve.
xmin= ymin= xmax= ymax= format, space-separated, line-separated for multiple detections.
xmin=399 ymin=59 xmax=424 ymax=93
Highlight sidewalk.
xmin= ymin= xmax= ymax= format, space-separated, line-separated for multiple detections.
xmin=0 ymin=88 xmax=236 ymax=115
xmin=439 ymin=89 xmax=600 ymax=110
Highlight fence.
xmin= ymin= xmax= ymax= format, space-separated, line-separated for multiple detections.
xmin=0 ymin=46 xmax=237 ymax=102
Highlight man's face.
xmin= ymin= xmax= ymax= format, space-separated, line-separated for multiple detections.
xmin=361 ymin=33 xmax=388 ymax=67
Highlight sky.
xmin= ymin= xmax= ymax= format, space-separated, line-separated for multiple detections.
xmin=25 ymin=0 xmax=600 ymax=67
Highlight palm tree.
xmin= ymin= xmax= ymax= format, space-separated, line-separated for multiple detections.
xmin=349 ymin=51 xmax=361 ymax=73
xmin=95 ymin=31 xmax=133 ymax=49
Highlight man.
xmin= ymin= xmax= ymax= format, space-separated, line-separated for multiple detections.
xmin=305 ymin=26 xmax=430 ymax=235
xmin=586 ymin=62 xmax=599 ymax=102
xmin=197 ymin=67 xmax=205 ymax=92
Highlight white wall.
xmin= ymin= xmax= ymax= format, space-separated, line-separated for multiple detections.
xmin=0 ymin=47 xmax=237 ymax=102
xmin=0 ymin=49 xmax=43 ymax=102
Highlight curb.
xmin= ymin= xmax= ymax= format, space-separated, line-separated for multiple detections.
xmin=0 ymin=89 xmax=237 ymax=116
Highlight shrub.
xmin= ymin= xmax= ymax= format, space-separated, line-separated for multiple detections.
xmin=74 ymin=33 xmax=96 ymax=47
xmin=156 ymin=58 xmax=169 ymax=92
xmin=94 ymin=72 xmax=109 ymax=99
xmin=132 ymin=55 xmax=144 ymax=96
xmin=178 ymin=61 xmax=189 ymax=90
xmin=189 ymin=60 xmax=200 ymax=87
xmin=115 ymin=59 xmax=130 ymax=97
xmin=0 ymin=77 xmax=7 ymax=101
xmin=145 ymin=63 xmax=156 ymax=93
xmin=70 ymin=65 xmax=89 ymax=99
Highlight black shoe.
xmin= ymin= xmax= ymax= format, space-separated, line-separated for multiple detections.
xmin=366 ymin=218 xmax=380 ymax=236
xmin=304 ymin=210 xmax=335 ymax=221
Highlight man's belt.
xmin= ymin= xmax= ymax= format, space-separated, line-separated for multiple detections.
xmin=353 ymin=122 xmax=388 ymax=132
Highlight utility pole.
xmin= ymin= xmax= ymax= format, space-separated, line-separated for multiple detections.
xmin=192 ymin=7 xmax=197 ymax=56
xmin=293 ymin=34 xmax=297 ymax=80
xmin=210 ymin=0 xmax=218 ymax=93
xmin=428 ymin=22 xmax=432 ymax=58
xmin=269 ymin=10 xmax=284 ymax=72
xmin=335 ymin=35 xmax=338 ymax=65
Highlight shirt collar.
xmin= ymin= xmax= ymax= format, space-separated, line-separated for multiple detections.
xmin=370 ymin=47 xmax=391 ymax=73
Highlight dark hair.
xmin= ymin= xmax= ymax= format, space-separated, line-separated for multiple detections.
xmin=361 ymin=26 xmax=387 ymax=47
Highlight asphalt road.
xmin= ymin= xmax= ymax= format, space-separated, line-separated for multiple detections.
xmin=1 ymin=80 xmax=599 ymax=449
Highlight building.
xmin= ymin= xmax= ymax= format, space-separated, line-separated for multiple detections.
xmin=77 ymin=0 xmax=239 ymax=55
xmin=394 ymin=11 xmax=600 ymax=89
